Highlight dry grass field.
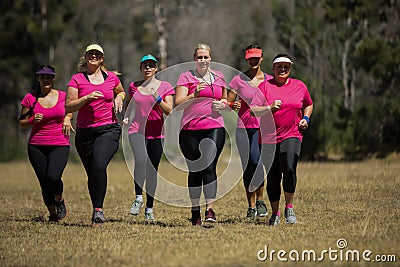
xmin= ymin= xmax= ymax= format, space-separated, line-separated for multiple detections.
xmin=1 ymin=154 xmax=399 ymax=267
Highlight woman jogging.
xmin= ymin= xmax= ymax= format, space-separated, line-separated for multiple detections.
xmin=66 ymin=44 xmax=125 ymax=226
xmin=227 ymin=44 xmax=273 ymax=220
xmin=124 ymin=54 xmax=174 ymax=221
xmin=251 ymin=54 xmax=313 ymax=226
xmin=19 ymin=65 xmax=72 ymax=222
xmin=175 ymin=43 xmax=227 ymax=226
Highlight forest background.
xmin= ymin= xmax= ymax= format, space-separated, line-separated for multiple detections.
xmin=1 ymin=0 xmax=399 ymax=162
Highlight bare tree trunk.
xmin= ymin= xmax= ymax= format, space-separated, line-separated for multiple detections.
xmin=342 ymin=39 xmax=350 ymax=110
xmin=154 ymin=0 xmax=168 ymax=70
xmin=40 ymin=0 xmax=48 ymax=63
xmin=350 ymin=69 xmax=356 ymax=111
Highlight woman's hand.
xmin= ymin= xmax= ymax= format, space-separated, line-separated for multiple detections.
xmin=270 ymin=100 xmax=282 ymax=112
xmin=62 ymin=116 xmax=74 ymax=136
xmin=122 ymin=117 xmax=129 ymax=125
xmin=232 ymin=100 xmax=241 ymax=111
xmin=33 ymin=113 xmax=44 ymax=123
xmin=212 ymin=99 xmax=226 ymax=111
xmin=194 ymin=82 xmax=206 ymax=98
xmin=299 ymin=119 xmax=309 ymax=130
xmin=86 ymin=90 xmax=104 ymax=101
xmin=114 ymin=93 xmax=124 ymax=113
xmin=151 ymin=87 xmax=159 ymax=99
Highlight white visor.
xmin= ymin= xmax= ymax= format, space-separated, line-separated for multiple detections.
xmin=272 ymin=57 xmax=294 ymax=64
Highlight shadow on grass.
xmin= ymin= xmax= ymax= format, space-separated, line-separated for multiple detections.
xmin=15 ymin=215 xmax=268 ymax=228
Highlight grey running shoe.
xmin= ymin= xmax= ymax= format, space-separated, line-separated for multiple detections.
xmin=246 ymin=207 xmax=257 ymax=220
xmin=256 ymin=200 xmax=268 ymax=217
xmin=268 ymin=213 xmax=280 ymax=226
xmin=145 ymin=211 xmax=155 ymax=222
xmin=191 ymin=210 xmax=202 ymax=226
xmin=92 ymin=209 xmax=104 ymax=226
xmin=284 ymin=207 xmax=297 ymax=224
xmin=129 ymin=199 xmax=143 ymax=215
xmin=204 ymin=208 xmax=216 ymax=223
xmin=56 ymin=199 xmax=67 ymax=220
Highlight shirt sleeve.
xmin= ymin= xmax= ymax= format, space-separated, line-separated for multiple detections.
xmin=128 ymin=82 xmax=137 ymax=97
xmin=251 ymin=82 xmax=268 ymax=107
xmin=67 ymin=74 xmax=79 ymax=88
xmin=162 ymin=82 xmax=175 ymax=97
xmin=176 ymin=72 xmax=191 ymax=87
xmin=21 ymin=93 xmax=34 ymax=108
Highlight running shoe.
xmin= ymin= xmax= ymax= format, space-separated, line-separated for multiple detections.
xmin=246 ymin=207 xmax=257 ymax=220
xmin=129 ymin=199 xmax=143 ymax=215
xmin=268 ymin=213 xmax=280 ymax=226
xmin=92 ymin=209 xmax=104 ymax=226
xmin=284 ymin=207 xmax=297 ymax=224
xmin=145 ymin=211 xmax=155 ymax=222
xmin=256 ymin=200 xmax=268 ymax=217
xmin=56 ymin=199 xmax=67 ymax=220
xmin=204 ymin=208 xmax=216 ymax=223
xmin=191 ymin=210 xmax=202 ymax=226
xmin=48 ymin=214 xmax=58 ymax=223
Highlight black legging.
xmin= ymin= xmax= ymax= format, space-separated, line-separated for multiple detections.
xmin=236 ymin=128 xmax=264 ymax=189
xmin=261 ymin=137 xmax=301 ymax=202
xmin=75 ymin=123 xmax=121 ymax=209
xmin=179 ymin=128 xmax=225 ymax=202
xmin=128 ymin=133 xmax=162 ymax=209
xmin=28 ymin=145 xmax=69 ymax=206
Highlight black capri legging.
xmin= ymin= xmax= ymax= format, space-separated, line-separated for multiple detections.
xmin=75 ymin=123 xmax=121 ymax=209
xmin=128 ymin=133 xmax=162 ymax=209
xmin=179 ymin=128 xmax=225 ymax=201
xmin=28 ymin=145 xmax=69 ymax=206
xmin=261 ymin=137 xmax=301 ymax=203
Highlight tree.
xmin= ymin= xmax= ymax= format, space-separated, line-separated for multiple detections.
xmin=0 ymin=0 xmax=78 ymax=161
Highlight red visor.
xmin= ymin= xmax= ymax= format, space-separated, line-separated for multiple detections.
xmin=245 ymin=48 xmax=263 ymax=59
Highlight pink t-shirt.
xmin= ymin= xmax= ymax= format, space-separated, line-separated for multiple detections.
xmin=251 ymin=78 xmax=313 ymax=144
xmin=176 ymin=70 xmax=226 ymax=130
xmin=67 ymin=71 xmax=121 ymax=128
xmin=229 ymin=73 xmax=273 ymax=128
xmin=21 ymin=91 xmax=70 ymax=146
xmin=128 ymin=81 xmax=175 ymax=139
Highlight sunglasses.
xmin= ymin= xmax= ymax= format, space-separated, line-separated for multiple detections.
xmin=142 ymin=63 xmax=157 ymax=68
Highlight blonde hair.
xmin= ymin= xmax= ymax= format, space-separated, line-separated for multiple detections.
xmin=193 ymin=43 xmax=212 ymax=58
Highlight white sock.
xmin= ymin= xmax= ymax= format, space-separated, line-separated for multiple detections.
xmin=136 ymin=195 xmax=143 ymax=202
xmin=145 ymin=207 xmax=153 ymax=213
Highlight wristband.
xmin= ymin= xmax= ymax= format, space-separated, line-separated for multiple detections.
xmin=228 ymin=101 xmax=234 ymax=109
xmin=156 ymin=95 xmax=162 ymax=103
xmin=28 ymin=116 xmax=35 ymax=123
xmin=222 ymin=101 xmax=227 ymax=110
xmin=117 ymin=92 xmax=125 ymax=100
xmin=302 ymin=115 xmax=310 ymax=123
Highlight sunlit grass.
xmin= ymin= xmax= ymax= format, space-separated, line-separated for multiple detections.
xmin=0 ymin=156 xmax=399 ymax=266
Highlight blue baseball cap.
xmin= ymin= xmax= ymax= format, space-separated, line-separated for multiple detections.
xmin=140 ymin=54 xmax=157 ymax=63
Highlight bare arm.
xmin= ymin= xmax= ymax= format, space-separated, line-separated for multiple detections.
xmin=65 ymin=86 xmax=103 ymax=113
xmin=159 ymin=95 xmax=173 ymax=115
xmin=18 ymin=106 xmax=35 ymax=129
xmin=174 ymin=85 xmax=196 ymax=110
xmin=250 ymin=100 xmax=282 ymax=117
